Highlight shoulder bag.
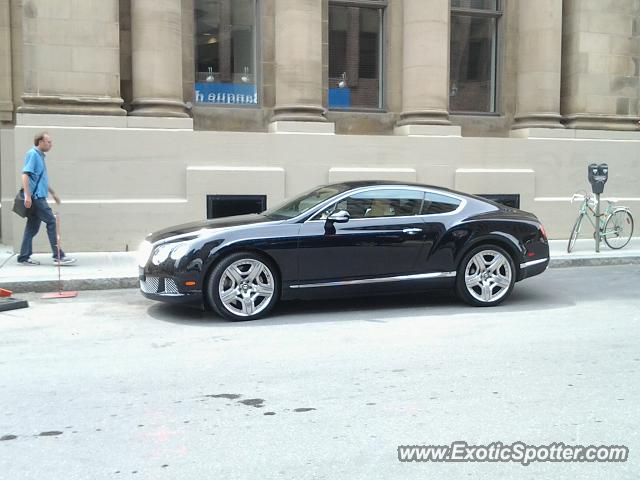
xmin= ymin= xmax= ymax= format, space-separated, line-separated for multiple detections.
xmin=12 ymin=173 xmax=43 ymax=218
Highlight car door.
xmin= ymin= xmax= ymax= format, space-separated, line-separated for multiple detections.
xmin=296 ymin=188 xmax=430 ymax=283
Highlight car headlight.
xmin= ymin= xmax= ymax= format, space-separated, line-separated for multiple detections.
xmin=137 ymin=240 xmax=153 ymax=268
xmin=151 ymin=244 xmax=173 ymax=265
xmin=169 ymin=243 xmax=191 ymax=260
xmin=151 ymin=242 xmax=192 ymax=265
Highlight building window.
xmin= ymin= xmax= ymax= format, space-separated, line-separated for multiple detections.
xmin=194 ymin=0 xmax=258 ymax=106
xmin=328 ymin=1 xmax=385 ymax=110
xmin=207 ymin=195 xmax=267 ymax=219
xmin=450 ymin=0 xmax=501 ymax=113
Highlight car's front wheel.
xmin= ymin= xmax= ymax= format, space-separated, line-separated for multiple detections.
xmin=456 ymin=245 xmax=515 ymax=307
xmin=206 ymin=252 xmax=280 ymax=321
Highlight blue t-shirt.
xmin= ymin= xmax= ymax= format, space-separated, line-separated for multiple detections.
xmin=22 ymin=147 xmax=49 ymax=199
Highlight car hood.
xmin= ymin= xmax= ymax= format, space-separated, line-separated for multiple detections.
xmin=145 ymin=213 xmax=282 ymax=243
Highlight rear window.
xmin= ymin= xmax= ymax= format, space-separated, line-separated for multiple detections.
xmin=420 ymin=192 xmax=461 ymax=215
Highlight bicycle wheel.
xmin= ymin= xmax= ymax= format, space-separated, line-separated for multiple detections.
xmin=567 ymin=214 xmax=584 ymax=253
xmin=603 ymin=209 xmax=634 ymax=249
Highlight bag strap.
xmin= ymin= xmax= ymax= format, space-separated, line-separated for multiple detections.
xmin=28 ymin=171 xmax=44 ymax=198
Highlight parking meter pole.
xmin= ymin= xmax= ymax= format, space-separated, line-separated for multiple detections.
xmin=595 ymin=193 xmax=601 ymax=253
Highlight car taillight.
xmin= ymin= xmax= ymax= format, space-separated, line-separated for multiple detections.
xmin=539 ymin=223 xmax=548 ymax=240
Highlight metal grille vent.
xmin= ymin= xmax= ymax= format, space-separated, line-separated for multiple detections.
xmin=140 ymin=276 xmax=160 ymax=293
xmin=164 ymin=278 xmax=179 ymax=294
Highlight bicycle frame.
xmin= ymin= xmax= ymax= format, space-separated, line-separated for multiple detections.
xmin=575 ymin=197 xmax=604 ymax=233
xmin=575 ymin=196 xmax=629 ymax=239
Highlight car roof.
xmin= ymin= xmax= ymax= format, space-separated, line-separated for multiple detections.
xmin=326 ymin=180 xmax=473 ymax=198
xmin=323 ymin=181 xmax=517 ymax=211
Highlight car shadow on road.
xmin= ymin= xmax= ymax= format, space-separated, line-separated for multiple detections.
xmin=147 ymin=281 xmax=573 ymax=327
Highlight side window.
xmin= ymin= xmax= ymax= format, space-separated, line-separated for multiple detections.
xmin=421 ymin=192 xmax=461 ymax=215
xmin=315 ymin=189 xmax=425 ymax=220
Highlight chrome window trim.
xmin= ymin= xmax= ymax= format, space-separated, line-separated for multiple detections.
xmin=289 ymin=271 xmax=456 ymax=289
xmin=300 ymin=186 xmax=468 ymax=223
xmin=519 ymin=258 xmax=548 ymax=269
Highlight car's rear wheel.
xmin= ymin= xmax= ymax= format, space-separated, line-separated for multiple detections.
xmin=456 ymin=245 xmax=515 ymax=307
xmin=206 ymin=252 xmax=280 ymax=321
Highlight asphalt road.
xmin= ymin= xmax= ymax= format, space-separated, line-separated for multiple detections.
xmin=0 ymin=265 xmax=638 ymax=480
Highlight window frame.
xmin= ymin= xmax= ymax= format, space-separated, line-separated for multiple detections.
xmin=327 ymin=0 xmax=387 ymax=112
xmin=449 ymin=0 xmax=503 ymax=115
xmin=305 ymin=186 xmax=467 ymax=223
xmin=193 ymin=0 xmax=261 ymax=108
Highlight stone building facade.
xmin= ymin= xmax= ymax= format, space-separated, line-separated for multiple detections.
xmin=0 ymin=0 xmax=639 ymax=251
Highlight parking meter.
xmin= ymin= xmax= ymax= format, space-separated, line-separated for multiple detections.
xmin=588 ymin=163 xmax=608 ymax=194
xmin=587 ymin=163 xmax=608 ymax=252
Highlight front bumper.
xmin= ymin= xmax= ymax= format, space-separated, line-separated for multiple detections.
xmin=139 ymin=269 xmax=203 ymax=305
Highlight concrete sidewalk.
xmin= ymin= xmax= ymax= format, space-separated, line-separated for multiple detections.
xmin=0 ymin=238 xmax=638 ymax=294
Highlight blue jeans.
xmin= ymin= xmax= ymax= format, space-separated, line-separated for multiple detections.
xmin=18 ymin=198 xmax=66 ymax=262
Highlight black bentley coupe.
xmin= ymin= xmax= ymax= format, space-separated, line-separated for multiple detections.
xmin=138 ymin=181 xmax=549 ymax=320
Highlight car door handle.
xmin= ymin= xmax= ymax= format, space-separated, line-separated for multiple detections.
xmin=402 ymin=228 xmax=423 ymax=235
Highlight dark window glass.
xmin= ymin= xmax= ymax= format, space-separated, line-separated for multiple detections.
xmin=207 ymin=195 xmax=266 ymax=219
xmin=315 ymin=189 xmax=425 ymax=220
xmin=264 ymin=184 xmax=353 ymax=220
xmin=328 ymin=4 xmax=383 ymax=109
xmin=449 ymin=14 xmax=497 ymax=112
xmin=451 ymin=0 xmax=498 ymax=10
xmin=421 ymin=193 xmax=461 ymax=215
xmin=194 ymin=0 xmax=258 ymax=106
xmin=477 ymin=194 xmax=520 ymax=209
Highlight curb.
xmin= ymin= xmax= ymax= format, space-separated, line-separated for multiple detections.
xmin=549 ymin=256 xmax=640 ymax=268
xmin=0 ymin=277 xmax=138 ymax=294
xmin=2 ymin=255 xmax=639 ymax=294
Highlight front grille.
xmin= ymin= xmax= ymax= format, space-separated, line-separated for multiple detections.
xmin=164 ymin=278 xmax=179 ymax=294
xmin=140 ymin=276 xmax=181 ymax=295
xmin=140 ymin=276 xmax=159 ymax=293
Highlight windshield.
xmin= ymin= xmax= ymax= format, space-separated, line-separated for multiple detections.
xmin=263 ymin=184 xmax=352 ymax=220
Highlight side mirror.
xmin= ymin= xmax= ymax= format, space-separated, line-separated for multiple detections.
xmin=326 ymin=210 xmax=350 ymax=223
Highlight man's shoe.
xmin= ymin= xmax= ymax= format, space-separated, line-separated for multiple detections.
xmin=54 ymin=256 xmax=76 ymax=265
xmin=18 ymin=258 xmax=40 ymax=266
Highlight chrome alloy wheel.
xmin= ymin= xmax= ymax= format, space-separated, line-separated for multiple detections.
xmin=218 ymin=258 xmax=275 ymax=317
xmin=464 ymin=249 xmax=513 ymax=303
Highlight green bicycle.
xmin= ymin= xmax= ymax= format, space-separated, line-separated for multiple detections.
xmin=567 ymin=190 xmax=634 ymax=253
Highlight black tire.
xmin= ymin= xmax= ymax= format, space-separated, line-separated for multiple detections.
xmin=205 ymin=251 xmax=280 ymax=321
xmin=567 ymin=214 xmax=583 ymax=253
xmin=456 ymin=245 xmax=516 ymax=307
xmin=603 ymin=210 xmax=634 ymax=249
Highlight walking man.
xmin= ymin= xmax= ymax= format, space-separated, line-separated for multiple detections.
xmin=17 ymin=132 xmax=76 ymax=266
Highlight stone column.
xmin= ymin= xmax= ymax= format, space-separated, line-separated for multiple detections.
xmin=270 ymin=0 xmax=329 ymax=132
xmin=130 ymin=0 xmax=188 ymax=117
xmin=512 ymin=0 xmax=563 ymax=130
xmin=395 ymin=0 xmax=454 ymax=135
xmin=561 ymin=0 xmax=639 ymax=130
xmin=0 ymin=0 xmax=13 ymax=122
xmin=19 ymin=0 xmax=125 ymax=115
